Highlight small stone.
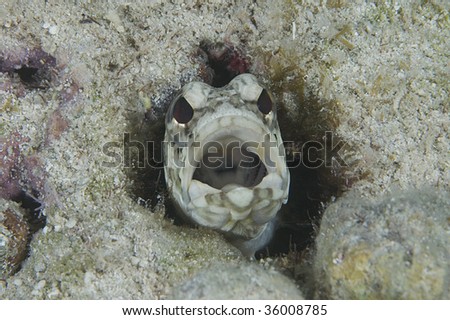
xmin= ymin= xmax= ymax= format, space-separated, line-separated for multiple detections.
xmin=66 ymin=218 xmax=76 ymax=229
xmin=34 ymin=261 xmax=47 ymax=273
xmin=105 ymin=10 xmax=125 ymax=33
xmin=48 ymin=25 xmax=58 ymax=35
xmin=84 ymin=271 xmax=96 ymax=285
xmin=36 ymin=280 xmax=46 ymax=290
xmin=47 ymin=287 xmax=61 ymax=299
xmin=130 ymin=256 xmax=140 ymax=267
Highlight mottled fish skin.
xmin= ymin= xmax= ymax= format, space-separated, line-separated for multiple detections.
xmin=164 ymin=74 xmax=290 ymax=257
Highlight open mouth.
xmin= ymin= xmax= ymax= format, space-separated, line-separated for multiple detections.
xmin=192 ymin=137 xmax=268 ymax=190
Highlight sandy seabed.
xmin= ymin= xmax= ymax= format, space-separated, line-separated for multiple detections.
xmin=1 ymin=1 xmax=448 ymax=299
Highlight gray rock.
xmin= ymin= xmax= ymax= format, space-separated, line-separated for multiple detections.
xmin=170 ymin=261 xmax=305 ymax=299
xmin=314 ymin=188 xmax=450 ymax=299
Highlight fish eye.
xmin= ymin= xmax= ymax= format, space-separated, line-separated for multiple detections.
xmin=257 ymin=89 xmax=272 ymax=115
xmin=172 ymin=96 xmax=194 ymax=124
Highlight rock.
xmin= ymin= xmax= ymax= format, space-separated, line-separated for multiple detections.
xmin=314 ymin=188 xmax=450 ymax=299
xmin=169 ymin=261 xmax=304 ymax=299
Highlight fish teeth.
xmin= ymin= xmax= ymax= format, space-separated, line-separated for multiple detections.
xmin=226 ymin=187 xmax=253 ymax=208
